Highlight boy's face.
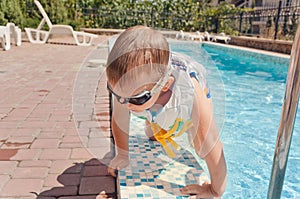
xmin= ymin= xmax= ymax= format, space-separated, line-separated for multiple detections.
xmin=108 ymin=71 xmax=164 ymax=112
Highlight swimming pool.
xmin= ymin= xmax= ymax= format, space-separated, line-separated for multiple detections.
xmin=170 ymin=42 xmax=300 ymax=198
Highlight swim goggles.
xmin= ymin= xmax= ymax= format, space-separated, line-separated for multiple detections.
xmin=107 ymin=57 xmax=173 ymax=106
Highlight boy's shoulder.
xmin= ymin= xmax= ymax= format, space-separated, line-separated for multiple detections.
xmin=171 ymin=51 xmax=207 ymax=78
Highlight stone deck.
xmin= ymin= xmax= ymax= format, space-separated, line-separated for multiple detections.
xmin=0 ymin=35 xmax=116 ymax=199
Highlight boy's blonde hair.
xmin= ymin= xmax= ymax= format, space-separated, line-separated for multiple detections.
xmin=106 ymin=26 xmax=170 ymax=86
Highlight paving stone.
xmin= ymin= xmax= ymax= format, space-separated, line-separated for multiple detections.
xmin=70 ymin=148 xmax=94 ymax=159
xmin=85 ymin=148 xmax=114 ymax=160
xmin=31 ymin=139 xmax=60 ymax=149
xmin=57 ymin=173 xmax=81 ymax=186
xmin=0 ymin=130 xmax=12 ymax=140
xmin=20 ymin=196 xmax=37 ymax=199
xmin=79 ymin=176 xmax=115 ymax=195
xmin=12 ymin=167 xmax=48 ymax=179
xmin=36 ymin=196 xmax=56 ymax=199
xmin=0 ymin=122 xmax=20 ymax=129
xmin=59 ymin=142 xmax=84 ymax=149
xmin=61 ymin=135 xmax=82 ymax=143
xmin=43 ymin=174 xmax=63 ymax=187
xmin=39 ymin=186 xmax=78 ymax=197
xmin=38 ymin=131 xmax=64 ymax=139
xmin=55 ymin=122 xmax=75 ymax=129
xmin=0 ymin=178 xmax=43 ymax=197
xmin=84 ymin=158 xmax=104 ymax=166
xmin=19 ymin=121 xmax=56 ymax=129
xmin=19 ymin=160 xmax=52 ymax=167
xmin=50 ymin=160 xmax=84 ymax=174
xmin=1 ymin=136 xmax=35 ymax=149
xmin=90 ymin=127 xmax=111 ymax=138
xmin=0 ymin=175 xmax=10 ymax=190
xmin=63 ymin=128 xmax=78 ymax=134
xmin=9 ymin=149 xmax=41 ymax=160
xmin=82 ymin=165 xmax=109 ymax=177
xmin=0 ymin=161 xmax=18 ymax=174
xmin=79 ymin=121 xmax=101 ymax=128
xmin=39 ymin=149 xmax=71 ymax=160
xmin=58 ymin=196 xmax=98 ymax=199
xmin=12 ymin=128 xmax=41 ymax=137
xmin=87 ymin=137 xmax=111 ymax=148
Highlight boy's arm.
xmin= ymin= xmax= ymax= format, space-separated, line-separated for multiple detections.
xmin=181 ymin=78 xmax=227 ymax=197
xmin=108 ymin=96 xmax=131 ymax=177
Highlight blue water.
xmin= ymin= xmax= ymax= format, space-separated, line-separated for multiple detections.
xmin=170 ymin=42 xmax=300 ymax=198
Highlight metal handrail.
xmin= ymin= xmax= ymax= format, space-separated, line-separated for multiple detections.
xmin=267 ymin=24 xmax=300 ymax=198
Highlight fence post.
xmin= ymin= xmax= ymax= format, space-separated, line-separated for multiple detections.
xmin=151 ymin=7 xmax=154 ymax=28
xmin=274 ymin=0 xmax=282 ymax=40
xmin=74 ymin=0 xmax=77 ymax=21
xmin=215 ymin=17 xmax=219 ymax=33
xmin=283 ymin=0 xmax=292 ymax=35
xmin=239 ymin=12 xmax=243 ymax=35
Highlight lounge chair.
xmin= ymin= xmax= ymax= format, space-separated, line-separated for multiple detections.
xmin=203 ymin=31 xmax=211 ymax=41
xmin=0 ymin=23 xmax=21 ymax=51
xmin=25 ymin=0 xmax=98 ymax=46
xmin=176 ymin=30 xmax=204 ymax=42
xmin=187 ymin=31 xmax=204 ymax=42
xmin=175 ymin=30 xmax=186 ymax=40
xmin=212 ymin=32 xmax=231 ymax=44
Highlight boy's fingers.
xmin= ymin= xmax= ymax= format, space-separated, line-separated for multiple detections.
xmin=180 ymin=184 xmax=203 ymax=195
xmin=107 ymin=167 xmax=117 ymax=177
xmin=96 ymin=191 xmax=112 ymax=199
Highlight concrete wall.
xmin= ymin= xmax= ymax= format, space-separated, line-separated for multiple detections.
xmin=230 ymin=36 xmax=293 ymax=54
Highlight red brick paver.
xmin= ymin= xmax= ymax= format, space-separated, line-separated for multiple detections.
xmin=0 ymin=36 xmax=116 ymax=198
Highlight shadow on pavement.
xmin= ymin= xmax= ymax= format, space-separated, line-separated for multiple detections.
xmin=35 ymin=151 xmax=117 ymax=199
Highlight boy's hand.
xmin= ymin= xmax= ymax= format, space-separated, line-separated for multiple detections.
xmin=107 ymin=153 xmax=129 ymax=177
xmin=180 ymin=182 xmax=220 ymax=198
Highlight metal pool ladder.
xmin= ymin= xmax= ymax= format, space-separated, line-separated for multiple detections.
xmin=267 ymin=24 xmax=300 ymax=198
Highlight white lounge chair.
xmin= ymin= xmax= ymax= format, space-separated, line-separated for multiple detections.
xmin=25 ymin=0 xmax=98 ymax=46
xmin=176 ymin=30 xmax=204 ymax=42
xmin=176 ymin=30 xmax=186 ymax=40
xmin=187 ymin=31 xmax=204 ymax=42
xmin=0 ymin=23 xmax=21 ymax=51
xmin=212 ymin=32 xmax=231 ymax=44
xmin=204 ymin=31 xmax=211 ymax=41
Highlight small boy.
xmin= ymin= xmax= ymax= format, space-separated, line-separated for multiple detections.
xmin=106 ymin=26 xmax=226 ymax=198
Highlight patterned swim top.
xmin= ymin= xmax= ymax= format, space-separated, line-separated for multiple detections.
xmin=131 ymin=52 xmax=211 ymax=158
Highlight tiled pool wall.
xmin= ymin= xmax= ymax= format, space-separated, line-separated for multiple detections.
xmin=118 ymin=116 xmax=209 ymax=199
xmin=202 ymin=43 xmax=290 ymax=66
xmin=230 ymin=36 xmax=293 ymax=55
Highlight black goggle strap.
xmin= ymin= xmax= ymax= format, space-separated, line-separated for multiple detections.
xmin=107 ymin=83 xmax=130 ymax=104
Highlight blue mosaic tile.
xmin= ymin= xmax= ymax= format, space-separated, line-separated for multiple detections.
xmin=157 ymin=185 xmax=164 ymax=189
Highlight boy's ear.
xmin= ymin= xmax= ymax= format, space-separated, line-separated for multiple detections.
xmin=162 ymin=76 xmax=174 ymax=92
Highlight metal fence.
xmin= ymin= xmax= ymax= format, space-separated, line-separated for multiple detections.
xmin=221 ymin=3 xmax=300 ymax=40
xmin=80 ymin=4 xmax=300 ymax=40
xmin=25 ymin=0 xmax=300 ymax=40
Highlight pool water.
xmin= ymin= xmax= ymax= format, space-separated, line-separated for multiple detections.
xmin=171 ymin=42 xmax=300 ymax=198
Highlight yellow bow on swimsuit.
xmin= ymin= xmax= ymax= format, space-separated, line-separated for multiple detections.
xmin=150 ymin=118 xmax=193 ymax=158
